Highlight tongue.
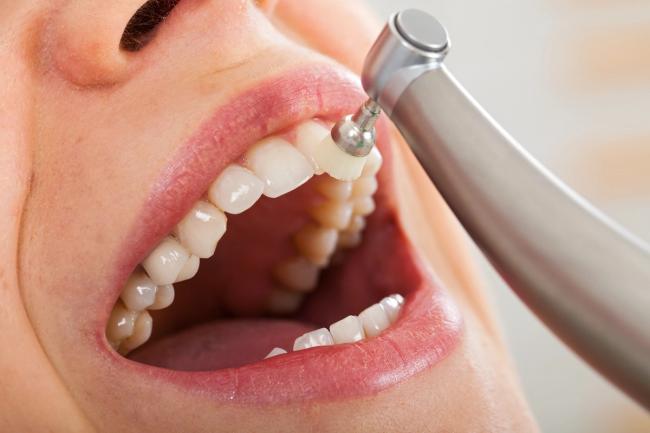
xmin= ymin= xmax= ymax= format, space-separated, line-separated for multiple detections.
xmin=129 ymin=319 xmax=313 ymax=371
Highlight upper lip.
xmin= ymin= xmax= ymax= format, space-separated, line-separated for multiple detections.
xmin=97 ymin=61 xmax=463 ymax=404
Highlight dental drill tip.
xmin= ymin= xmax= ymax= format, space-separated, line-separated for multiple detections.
xmin=313 ymin=99 xmax=382 ymax=181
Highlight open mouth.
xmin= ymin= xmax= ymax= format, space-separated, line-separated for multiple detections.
xmin=100 ymin=64 xmax=462 ymax=404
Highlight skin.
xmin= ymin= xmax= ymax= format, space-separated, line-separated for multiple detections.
xmin=0 ymin=0 xmax=538 ymax=431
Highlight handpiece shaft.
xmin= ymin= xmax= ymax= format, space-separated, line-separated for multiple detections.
xmin=362 ymin=9 xmax=650 ymax=408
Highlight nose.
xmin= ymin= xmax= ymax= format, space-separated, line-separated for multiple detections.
xmin=49 ymin=0 xmax=146 ymax=86
xmin=49 ymin=0 xmax=280 ymax=87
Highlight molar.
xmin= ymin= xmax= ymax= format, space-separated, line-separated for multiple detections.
xmin=245 ymin=137 xmax=314 ymax=198
xmin=208 ymin=164 xmax=265 ymax=214
xmin=293 ymin=223 xmax=338 ymax=266
xmin=174 ymin=200 xmax=226 ymax=259
xmin=314 ymin=176 xmax=353 ymax=201
xmin=293 ymin=328 xmax=334 ymax=351
xmin=273 ymin=256 xmax=320 ymax=292
xmin=267 ymin=289 xmax=303 ymax=315
xmin=309 ymin=201 xmax=353 ymax=230
xmin=141 ymin=237 xmax=189 ymax=286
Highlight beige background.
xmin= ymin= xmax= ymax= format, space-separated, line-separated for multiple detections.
xmin=367 ymin=1 xmax=650 ymax=432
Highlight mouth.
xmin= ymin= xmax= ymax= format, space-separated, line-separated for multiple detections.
xmin=100 ymin=64 xmax=462 ymax=404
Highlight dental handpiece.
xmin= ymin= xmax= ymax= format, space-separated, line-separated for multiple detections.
xmin=330 ymin=9 xmax=650 ymax=408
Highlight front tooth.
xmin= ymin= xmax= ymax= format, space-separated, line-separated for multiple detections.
xmin=359 ymin=303 xmax=391 ymax=338
xmin=314 ymin=176 xmax=353 ymax=201
xmin=309 ymin=201 xmax=353 ymax=230
xmin=174 ymin=201 xmax=226 ymax=259
xmin=380 ymin=295 xmax=403 ymax=323
xmin=329 ymin=315 xmax=365 ymax=344
xmin=119 ymin=310 xmax=153 ymax=354
xmin=267 ymin=289 xmax=303 ymax=315
xmin=293 ymin=223 xmax=338 ymax=266
xmin=361 ymin=146 xmax=383 ymax=177
xmin=149 ymin=284 xmax=175 ymax=310
xmin=352 ymin=197 xmax=375 ymax=217
xmin=264 ymin=347 xmax=288 ymax=359
xmin=106 ymin=302 xmax=137 ymax=342
xmin=246 ymin=137 xmax=314 ymax=198
xmin=120 ymin=271 xmax=157 ymax=311
xmin=175 ymin=255 xmax=199 ymax=282
xmin=293 ymin=328 xmax=334 ymax=351
xmin=141 ymin=237 xmax=189 ymax=285
xmin=273 ymin=256 xmax=320 ymax=292
xmin=352 ymin=176 xmax=378 ymax=198
xmin=208 ymin=164 xmax=265 ymax=215
xmin=294 ymin=121 xmax=330 ymax=174
xmin=314 ymin=135 xmax=367 ymax=181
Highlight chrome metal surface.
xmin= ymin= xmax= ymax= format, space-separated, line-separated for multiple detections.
xmin=366 ymin=9 xmax=650 ymax=408
xmin=395 ymin=9 xmax=449 ymax=53
xmin=362 ymin=10 xmax=449 ymax=116
xmin=331 ymin=99 xmax=381 ymax=157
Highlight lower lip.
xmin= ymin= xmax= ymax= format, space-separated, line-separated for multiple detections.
xmin=119 ymin=249 xmax=462 ymax=404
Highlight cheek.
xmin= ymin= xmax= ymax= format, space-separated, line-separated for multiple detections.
xmin=272 ymin=0 xmax=381 ymax=73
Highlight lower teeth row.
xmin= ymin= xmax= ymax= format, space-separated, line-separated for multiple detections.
xmin=265 ymin=294 xmax=405 ymax=359
xmin=106 ymin=119 xmax=383 ymax=355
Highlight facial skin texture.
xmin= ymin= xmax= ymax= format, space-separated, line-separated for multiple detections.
xmin=0 ymin=0 xmax=538 ymax=431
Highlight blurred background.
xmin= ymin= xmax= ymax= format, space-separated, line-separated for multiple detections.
xmin=367 ymin=1 xmax=650 ymax=432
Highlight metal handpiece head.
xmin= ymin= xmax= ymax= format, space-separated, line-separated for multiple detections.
xmin=331 ymin=99 xmax=381 ymax=158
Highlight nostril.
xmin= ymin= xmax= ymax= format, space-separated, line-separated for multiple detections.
xmin=121 ymin=0 xmax=181 ymax=52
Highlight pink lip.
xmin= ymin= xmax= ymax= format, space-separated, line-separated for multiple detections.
xmin=105 ymin=62 xmax=463 ymax=404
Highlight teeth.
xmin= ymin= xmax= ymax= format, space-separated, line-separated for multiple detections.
xmin=273 ymin=256 xmax=320 ymax=292
xmin=347 ymin=215 xmax=366 ymax=232
xmin=208 ymin=164 xmax=264 ymax=215
xmin=329 ymin=315 xmax=365 ymax=344
xmin=264 ymin=347 xmax=288 ymax=359
xmin=174 ymin=201 xmax=226 ymax=259
xmin=148 ymin=284 xmax=175 ymax=310
xmin=141 ymin=237 xmax=189 ymax=286
xmin=359 ymin=303 xmax=390 ymax=337
xmin=110 ymin=122 xmax=385 ymax=357
xmin=119 ymin=310 xmax=153 ymax=354
xmin=337 ymin=230 xmax=362 ymax=249
xmin=293 ymin=328 xmax=334 ymax=351
xmin=352 ymin=197 xmax=375 ymax=217
xmin=120 ymin=271 xmax=157 ymax=311
xmin=361 ymin=146 xmax=383 ymax=178
xmin=106 ymin=302 xmax=137 ymax=342
xmin=267 ymin=289 xmax=303 ymax=315
xmin=294 ymin=121 xmax=330 ymax=174
xmin=309 ymin=201 xmax=353 ymax=230
xmin=380 ymin=295 xmax=403 ymax=323
xmin=246 ymin=138 xmax=314 ymax=198
xmin=314 ymin=176 xmax=353 ymax=201
xmin=352 ymin=177 xmax=378 ymax=198
xmin=314 ymin=135 xmax=368 ymax=181
xmin=176 ymin=255 xmax=199 ymax=282
xmin=293 ymin=223 xmax=338 ymax=266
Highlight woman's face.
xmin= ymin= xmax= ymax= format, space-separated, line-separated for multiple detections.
xmin=2 ymin=1 xmax=537 ymax=431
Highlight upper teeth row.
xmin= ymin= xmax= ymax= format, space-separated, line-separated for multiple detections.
xmin=107 ymin=120 xmax=383 ymax=354
xmin=265 ymin=294 xmax=404 ymax=359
